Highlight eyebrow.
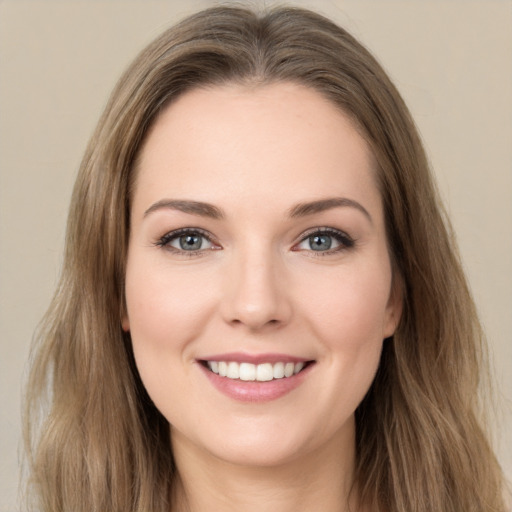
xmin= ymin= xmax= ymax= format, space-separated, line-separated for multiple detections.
xmin=288 ymin=197 xmax=372 ymax=222
xmin=144 ymin=197 xmax=372 ymax=222
xmin=144 ymin=199 xmax=224 ymax=219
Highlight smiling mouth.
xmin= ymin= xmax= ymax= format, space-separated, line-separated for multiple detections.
xmin=201 ymin=360 xmax=314 ymax=382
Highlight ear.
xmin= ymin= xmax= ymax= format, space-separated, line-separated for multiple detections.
xmin=121 ymin=315 xmax=130 ymax=332
xmin=383 ymin=272 xmax=403 ymax=338
xmin=121 ymin=304 xmax=130 ymax=332
xmin=121 ymin=314 xmax=130 ymax=332
xmin=120 ymin=294 xmax=130 ymax=331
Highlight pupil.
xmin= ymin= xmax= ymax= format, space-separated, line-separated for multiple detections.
xmin=310 ymin=234 xmax=331 ymax=251
xmin=180 ymin=234 xmax=201 ymax=250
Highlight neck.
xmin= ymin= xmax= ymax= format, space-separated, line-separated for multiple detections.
xmin=170 ymin=421 xmax=364 ymax=512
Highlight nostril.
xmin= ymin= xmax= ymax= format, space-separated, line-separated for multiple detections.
xmin=228 ymin=316 xmax=282 ymax=329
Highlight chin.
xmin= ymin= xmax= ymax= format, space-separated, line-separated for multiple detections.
xmin=211 ymin=437 xmax=307 ymax=469
xmin=184 ymin=414 xmax=353 ymax=470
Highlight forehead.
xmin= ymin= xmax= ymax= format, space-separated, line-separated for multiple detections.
xmin=133 ymin=82 xmax=380 ymax=218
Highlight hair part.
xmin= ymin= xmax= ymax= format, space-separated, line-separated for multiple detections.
xmin=23 ymin=5 xmax=507 ymax=511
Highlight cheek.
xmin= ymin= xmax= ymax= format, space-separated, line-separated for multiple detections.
xmin=124 ymin=260 xmax=220 ymax=422
xmin=124 ymin=259 xmax=217 ymax=377
xmin=287 ymin=264 xmax=390 ymax=442
xmin=299 ymin=260 xmax=393 ymax=351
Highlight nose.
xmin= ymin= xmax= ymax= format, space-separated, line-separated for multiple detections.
xmin=220 ymin=246 xmax=292 ymax=331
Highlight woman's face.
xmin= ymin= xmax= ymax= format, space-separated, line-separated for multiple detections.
xmin=123 ymin=82 xmax=401 ymax=468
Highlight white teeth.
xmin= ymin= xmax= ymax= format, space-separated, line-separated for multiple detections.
xmin=256 ymin=363 xmax=274 ymax=382
xmin=227 ymin=362 xmax=239 ymax=379
xmin=206 ymin=360 xmax=308 ymax=381
xmin=218 ymin=361 xmax=227 ymax=377
xmin=273 ymin=362 xmax=285 ymax=379
xmin=239 ymin=362 xmax=256 ymax=381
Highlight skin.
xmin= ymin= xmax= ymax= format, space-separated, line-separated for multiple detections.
xmin=123 ymin=82 xmax=402 ymax=512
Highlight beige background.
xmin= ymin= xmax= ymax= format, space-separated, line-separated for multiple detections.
xmin=1 ymin=0 xmax=511 ymax=509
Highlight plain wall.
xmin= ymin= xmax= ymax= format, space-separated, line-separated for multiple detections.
xmin=1 ymin=0 xmax=510 ymax=509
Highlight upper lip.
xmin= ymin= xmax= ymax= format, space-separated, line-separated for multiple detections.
xmin=198 ymin=352 xmax=313 ymax=365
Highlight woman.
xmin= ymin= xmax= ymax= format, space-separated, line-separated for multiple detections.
xmin=23 ymin=5 xmax=508 ymax=511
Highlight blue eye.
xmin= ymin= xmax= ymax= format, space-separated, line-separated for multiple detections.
xmin=308 ymin=233 xmax=334 ymax=251
xmin=295 ymin=228 xmax=354 ymax=253
xmin=173 ymin=233 xmax=210 ymax=251
xmin=156 ymin=229 xmax=216 ymax=253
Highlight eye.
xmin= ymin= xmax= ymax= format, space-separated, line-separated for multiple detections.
xmin=293 ymin=228 xmax=354 ymax=254
xmin=155 ymin=228 xmax=219 ymax=254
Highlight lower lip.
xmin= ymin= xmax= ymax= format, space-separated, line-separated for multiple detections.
xmin=198 ymin=362 xmax=313 ymax=403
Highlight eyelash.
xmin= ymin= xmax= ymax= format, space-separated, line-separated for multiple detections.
xmin=154 ymin=228 xmax=217 ymax=257
xmin=294 ymin=227 xmax=355 ymax=257
xmin=154 ymin=227 xmax=355 ymax=257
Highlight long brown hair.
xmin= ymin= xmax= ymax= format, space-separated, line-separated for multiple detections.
xmin=23 ymin=5 xmax=507 ymax=511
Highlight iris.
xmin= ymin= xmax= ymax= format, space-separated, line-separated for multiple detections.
xmin=309 ymin=234 xmax=332 ymax=251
